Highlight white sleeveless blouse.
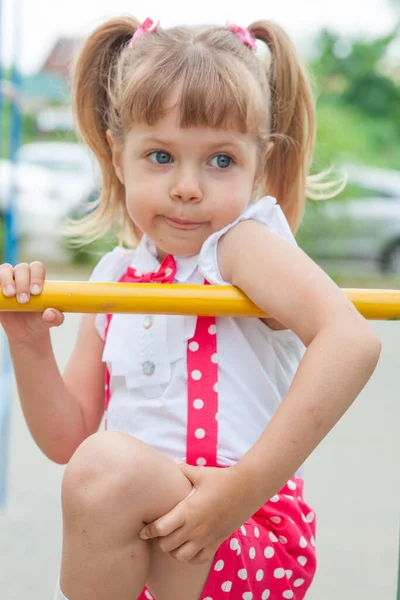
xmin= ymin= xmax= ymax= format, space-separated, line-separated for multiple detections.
xmin=90 ymin=196 xmax=306 ymax=475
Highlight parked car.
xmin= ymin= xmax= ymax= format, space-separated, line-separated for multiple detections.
xmin=17 ymin=141 xmax=100 ymax=213
xmin=298 ymin=165 xmax=400 ymax=273
xmin=0 ymin=159 xmax=65 ymax=226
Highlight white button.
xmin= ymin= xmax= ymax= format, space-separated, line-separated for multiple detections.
xmin=142 ymin=361 xmax=155 ymax=376
xmin=143 ymin=316 xmax=153 ymax=329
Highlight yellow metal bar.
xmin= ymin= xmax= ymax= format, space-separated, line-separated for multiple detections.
xmin=0 ymin=281 xmax=399 ymax=320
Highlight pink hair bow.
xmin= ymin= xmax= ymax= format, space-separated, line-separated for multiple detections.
xmin=128 ymin=17 xmax=160 ymax=48
xmin=226 ymin=22 xmax=256 ymax=51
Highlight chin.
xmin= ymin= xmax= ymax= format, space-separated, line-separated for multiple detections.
xmin=158 ymin=239 xmax=202 ymax=258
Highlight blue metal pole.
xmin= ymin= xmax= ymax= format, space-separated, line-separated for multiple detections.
xmin=0 ymin=0 xmax=22 ymax=510
xmin=0 ymin=0 xmax=3 ymax=158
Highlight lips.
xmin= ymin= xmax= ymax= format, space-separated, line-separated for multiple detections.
xmin=165 ymin=217 xmax=204 ymax=230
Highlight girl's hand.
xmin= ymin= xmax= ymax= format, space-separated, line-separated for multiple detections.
xmin=139 ymin=463 xmax=253 ymax=565
xmin=0 ymin=261 xmax=64 ymax=342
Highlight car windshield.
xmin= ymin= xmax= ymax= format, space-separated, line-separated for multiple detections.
xmin=23 ymin=158 xmax=87 ymax=174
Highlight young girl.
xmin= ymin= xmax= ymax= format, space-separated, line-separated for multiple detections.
xmin=0 ymin=16 xmax=381 ymax=600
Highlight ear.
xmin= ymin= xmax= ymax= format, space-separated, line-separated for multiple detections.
xmin=254 ymin=141 xmax=274 ymax=187
xmin=265 ymin=141 xmax=274 ymax=160
xmin=106 ymin=129 xmax=124 ymax=184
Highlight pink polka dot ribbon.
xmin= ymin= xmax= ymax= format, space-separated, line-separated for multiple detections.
xmin=186 ymin=289 xmax=218 ymax=467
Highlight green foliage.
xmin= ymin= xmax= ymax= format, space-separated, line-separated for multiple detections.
xmin=311 ymin=26 xmax=400 ymax=170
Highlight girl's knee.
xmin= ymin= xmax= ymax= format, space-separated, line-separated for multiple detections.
xmin=61 ymin=431 xmax=151 ymax=517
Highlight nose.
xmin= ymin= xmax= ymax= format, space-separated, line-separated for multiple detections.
xmin=169 ymin=167 xmax=202 ymax=203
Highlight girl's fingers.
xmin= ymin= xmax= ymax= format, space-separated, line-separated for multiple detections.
xmin=42 ymin=308 xmax=64 ymax=328
xmin=0 ymin=263 xmax=16 ymax=297
xmin=29 ymin=261 xmax=46 ymax=295
xmin=14 ymin=263 xmax=31 ymax=303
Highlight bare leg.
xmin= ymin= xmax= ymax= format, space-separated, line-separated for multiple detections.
xmin=58 ymin=431 xmax=213 ymax=600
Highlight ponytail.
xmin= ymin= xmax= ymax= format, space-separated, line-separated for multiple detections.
xmin=248 ymin=21 xmax=316 ymax=232
xmin=70 ymin=17 xmax=140 ymax=244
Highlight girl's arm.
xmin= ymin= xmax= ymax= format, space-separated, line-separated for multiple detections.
xmin=10 ymin=314 xmax=105 ymax=464
xmin=218 ymin=218 xmax=381 ymax=510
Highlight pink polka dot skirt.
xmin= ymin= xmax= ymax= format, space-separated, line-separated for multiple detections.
xmin=105 ymin=260 xmax=317 ymax=599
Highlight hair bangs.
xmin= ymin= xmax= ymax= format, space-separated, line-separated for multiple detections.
xmin=119 ymin=45 xmax=266 ymax=139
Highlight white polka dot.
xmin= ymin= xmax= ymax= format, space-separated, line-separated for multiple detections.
xmin=299 ymin=536 xmax=307 ymax=548
xmin=287 ymin=479 xmax=297 ymax=491
xmin=274 ymin=568 xmax=285 ymax=579
xmin=256 ymin=569 xmax=264 ymax=581
xmin=221 ymin=581 xmax=232 ymax=592
xmin=249 ymin=547 xmax=256 ymax=559
xmin=144 ymin=592 xmax=153 ymax=599
xmin=211 ymin=353 xmax=218 ymax=363
xmin=264 ymin=546 xmax=275 ymax=558
xmin=242 ymin=593 xmax=253 ymax=600
xmin=165 ymin=268 xmax=173 ymax=277
xmin=298 ymin=556 xmax=308 ymax=567
xmin=294 ymin=579 xmax=305 ymax=588
xmin=208 ymin=324 xmax=217 ymax=335
xmin=215 ymin=412 xmax=219 ymax=421
xmin=204 ymin=598 xmax=213 ymax=600
xmin=134 ymin=270 xmax=143 ymax=277
xmin=230 ymin=538 xmax=239 ymax=551
xmin=270 ymin=494 xmax=279 ymax=503
xmin=262 ymin=592 xmax=271 ymax=600
xmin=254 ymin=526 xmax=260 ymax=538
xmin=285 ymin=570 xmax=293 ymax=579
xmin=191 ymin=370 xmax=202 ymax=380
xmin=279 ymin=536 xmax=288 ymax=544
xmin=306 ymin=511 xmax=315 ymax=523
xmin=213 ymin=382 xmax=218 ymax=392
xmin=195 ymin=428 xmax=205 ymax=439
xmin=193 ymin=399 xmax=204 ymax=409
xmin=189 ymin=341 xmax=199 ymax=352
xmin=283 ymin=591 xmax=294 ymax=599
xmin=270 ymin=516 xmax=281 ymax=524
xmin=269 ymin=532 xmax=278 ymax=543
xmin=311 ymin=535 xmax=316 ymax=547
xmin=238 ymin=569 xmax=248 ymax=580
xmin=214 ymin=559 xmax=225 ymax=571
xmin=196 ymin=457 xmax=207 ymax=466
xmin=241 ymin=525 xmax=247 ymax=535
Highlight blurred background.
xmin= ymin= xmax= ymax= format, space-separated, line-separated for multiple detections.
xmin=1 ymin=1 xmax=400 ymax=599
xmin=0 ymin=0 xmax=400 ymax=285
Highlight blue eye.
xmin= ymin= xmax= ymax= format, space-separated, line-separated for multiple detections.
xmin=149 ymin=151 xmax=172 ymax=164
xmin=210 ymin=154 xmax=232 ymax=169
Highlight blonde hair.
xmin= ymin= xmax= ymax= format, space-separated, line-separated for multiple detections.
xmin=70 ymin=16 xmax=338 ymax=246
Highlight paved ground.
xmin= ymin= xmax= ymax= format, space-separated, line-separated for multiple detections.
xmin=1 ymin=268 xmax=399 ymax=599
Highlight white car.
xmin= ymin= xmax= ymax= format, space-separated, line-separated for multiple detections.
xmin=0 ymin=159 xmax=65 ymax=229
xmin=17 ymin=141 xmax=100 ymax=213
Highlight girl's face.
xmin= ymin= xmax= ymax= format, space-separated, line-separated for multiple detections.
xmin=108 ymin=103 xmax=260 ymax=257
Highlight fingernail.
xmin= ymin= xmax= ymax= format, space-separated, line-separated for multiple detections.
xmin=173 ymin=457 xmax=184 ymax=464
xmin=140 ymin=532 xmax=149 ymax=540
xmin=31 ymin=284 xmax=42 ymax=295
xmin=4 ymin=285 xmax=15 ymax=296
xmin=17 ymin=293 xmax=29 ymax=304
xmin=45 ymin=310 xmax=55 ymax=322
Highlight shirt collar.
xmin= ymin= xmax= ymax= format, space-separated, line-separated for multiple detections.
xmin=132 ymin=235 xmax=199 ymax=283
